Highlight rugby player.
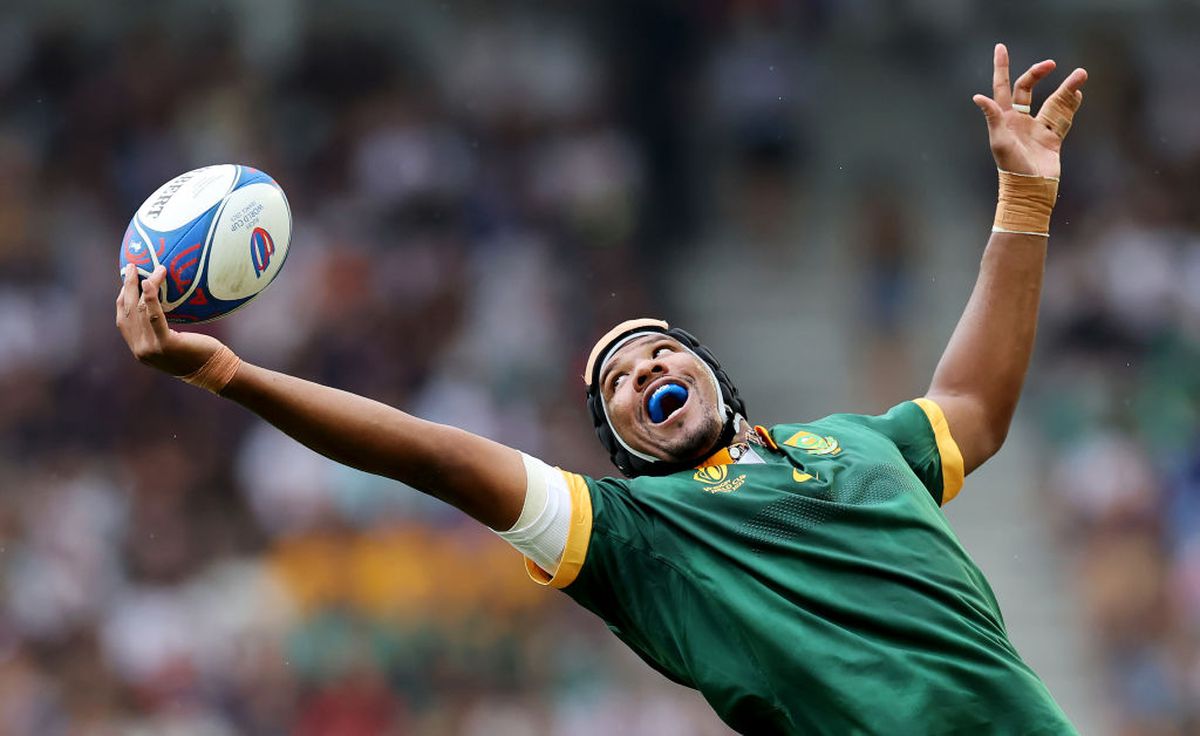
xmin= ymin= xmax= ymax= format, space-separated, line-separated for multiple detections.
xmin=116 ymin=44 xmax=1086 ymax=733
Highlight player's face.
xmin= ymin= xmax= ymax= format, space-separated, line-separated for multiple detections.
xmin=600 ymin=335 xmax=724 ymax=463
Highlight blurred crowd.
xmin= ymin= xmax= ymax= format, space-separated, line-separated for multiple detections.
xmin=1031 ymin=26 xmax=1200 ymax=734
xmin=1 ymin=0 xmax=1198 ymax=734
xmin=0 ymin=2 xmax=744 ymax=733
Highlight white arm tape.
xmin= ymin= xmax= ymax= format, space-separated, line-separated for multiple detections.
xmin=495 ymin=453 xmax=571 ymax=574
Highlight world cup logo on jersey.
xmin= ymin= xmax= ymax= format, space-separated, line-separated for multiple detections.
xmin=250 ymin=227 xmax=275 ymax=278
xmin=693 ymin=465 xmax=747 ymax=494
xmin=694 ymin=465 xmax=729 ymax=484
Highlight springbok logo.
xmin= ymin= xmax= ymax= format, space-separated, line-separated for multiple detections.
xmin=693 ymin=464 xmax=746 ymax=494
xmin=783 ymin=431 xmax=842 ymax=456
xmin=250 ymin=227 xmax=275 ymax=278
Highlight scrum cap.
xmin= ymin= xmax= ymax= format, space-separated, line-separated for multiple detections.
xmin=584 ymin=318 xmax=747 ymax=477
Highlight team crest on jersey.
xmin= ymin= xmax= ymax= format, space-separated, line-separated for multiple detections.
xmin=783 ymin=430 xmax=842 ymax=456
xmin=693 ymin=465 xmax=746 ymax=494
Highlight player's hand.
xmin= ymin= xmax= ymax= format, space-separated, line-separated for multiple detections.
xmin=115 ymin=264 xmax=223 ymax=376
xmin=972 ymin=43 xmax=1087 ymax=179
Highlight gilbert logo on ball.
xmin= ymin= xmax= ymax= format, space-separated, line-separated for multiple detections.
xmin=118 ymin=164 xmax=292 ymax=323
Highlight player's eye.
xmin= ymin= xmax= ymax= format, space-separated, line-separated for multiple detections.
xmin=653 ymin=346 xmax=673 ymax=358
xmin=611 ymin=373 xmax=627 ymax=390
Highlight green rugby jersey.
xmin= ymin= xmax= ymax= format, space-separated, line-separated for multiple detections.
xmin=526 ymin=399 xmax=1074 ymax=735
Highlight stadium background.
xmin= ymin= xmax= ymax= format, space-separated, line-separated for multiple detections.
xmin=0 ymin=1 xmax=1197 ymax=733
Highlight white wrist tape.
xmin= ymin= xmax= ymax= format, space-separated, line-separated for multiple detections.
xmin=495 ymin=453 xmax=571 ymax=574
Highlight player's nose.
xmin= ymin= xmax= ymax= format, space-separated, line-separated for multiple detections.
xmin=633 ymin=358 xmax=666 ymax=391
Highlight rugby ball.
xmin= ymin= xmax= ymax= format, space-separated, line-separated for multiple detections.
xmin=118 ymin=164 xmax=292 ymax=323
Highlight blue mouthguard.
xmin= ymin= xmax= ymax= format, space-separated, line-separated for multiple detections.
xmin=648 ymin=383 xmax=689 ymax=423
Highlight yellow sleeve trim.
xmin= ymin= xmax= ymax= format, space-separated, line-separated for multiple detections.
xmin=913 ymin=398 xmax=965 ymax=505
xmin=524 ymin=470 xmax=593 ymax=589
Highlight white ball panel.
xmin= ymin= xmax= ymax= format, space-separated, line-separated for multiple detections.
xmin=206 ymin=182 xmax=292 ymax=302
xmin=137 ymin=164 xmax=238 ymax=232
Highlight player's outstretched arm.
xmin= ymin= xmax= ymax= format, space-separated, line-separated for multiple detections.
xmin=115 ymin=264 xmax=526 ymax=531
xmin=925 ymin=43 xmax=1086 ymax=474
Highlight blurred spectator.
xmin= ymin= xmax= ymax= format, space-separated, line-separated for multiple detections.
xmin=1031 ymin=13 xmax=1200 ymax=728
xmin=0 ymin=4 xmax=719 ymax=732
xmin=2 ymin=2 xmax=1200 ymax=734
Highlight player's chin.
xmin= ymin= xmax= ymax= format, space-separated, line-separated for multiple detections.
xmin=647 ymin=411 xmax=722 ymax=463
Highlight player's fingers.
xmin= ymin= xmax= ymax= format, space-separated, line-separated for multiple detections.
xmin=117 ymin=263 xmax=139 ymax=321
xmin=1062 ymin=66 xmax=1088 ymax=94
xmin=991 ymin=43 xmax=1012 ymax=109
xmin=1011 ymin=60 xmax=1055 ymax=110
xmin=141 ymin=265 xmax=171 ymax=340
xmin=1036 ymin=68 xmax=1087 ymax=139
xmin=972 ymin=94 xmax=1003 ymax=131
